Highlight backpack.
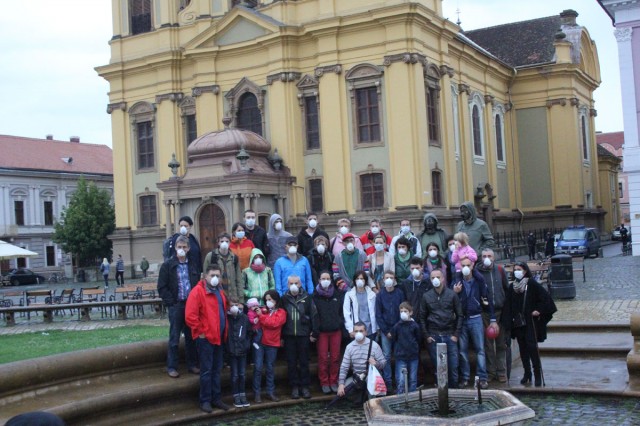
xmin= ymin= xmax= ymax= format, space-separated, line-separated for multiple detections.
xmin=162 ymin=236 xmax=174 ymax=262
xmin=209 ymin=251 xmax=239 ymax=269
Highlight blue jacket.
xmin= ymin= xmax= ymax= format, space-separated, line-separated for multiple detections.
xmin=375 ymin=287 xmax=405 ymax=335
xmin=274 ymin=254 xmax=314 ymax=296
xmin=451 ymin=269 xmax=495 ymax=321
xmin=391 ymin=319 xmax=422 ymax=361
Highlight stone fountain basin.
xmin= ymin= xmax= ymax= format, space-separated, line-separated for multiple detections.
xmin=364 ymin=388 xmax=535 ymax=426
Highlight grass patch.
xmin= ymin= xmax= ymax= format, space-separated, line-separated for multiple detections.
xmin=0 ymin=325 xmax=166 ymax=364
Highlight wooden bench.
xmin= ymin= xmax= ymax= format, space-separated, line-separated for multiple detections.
xmin=25 ymin=289 xmax=54 ymax=321
xmin=572 ymin=257 xmax=586 ymax=282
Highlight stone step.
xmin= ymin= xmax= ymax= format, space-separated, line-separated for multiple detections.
xmin=539 ymin=330 xmax=633 ymax=354
xmin=547 ymin=321 xmax=629 ymax=333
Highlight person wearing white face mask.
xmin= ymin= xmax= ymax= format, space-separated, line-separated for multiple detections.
xmin=398 ymin=257 xmax=433 ymax=324
xmin=224 ymin=296 xmax=252 ymax=408
xmin=274 ymin=237 xmax=314 ymax=296
xmin=204 ymin=233 xmax=243 ymax=303
xmin=185 ymin=265 xmax=230 ymax=412
xmin=266 ymin=213 xmax=293 ymax=269
xmin=451 ymin=258 xmax=498 ymax=390
xmin=389 ymin=219 xmax=422 ymax=258
xmin=330 ymin=218 xmax=364 ymax=257
xmin=297 ymin=212 xmax=330 ymax=257
xmin=164 ymin=216 xmax=203 ymax=274
xmin=243 ymin=249 xmax=276 ymax=302
xmin=390 ymin=302 xmax=422 ymax=394
xmin=375 ymin=270 xmax=406 ymax=390
xmin=343 ymin=271 xmax=378 ymax=343
xmin=307 ymin=235 xmax=335 ymax=285
xmin=360 ymin=218 xmax=392 ymax=256
xmin=367 ymin=234 xmax=395 ymax=291
xmin=230 ymin=222 xmax=256 ymax=271
xmin=158 ymin=235 xmax=200 ymax=380
xmin=337 ymin=321 xmax=386 ymax=398
xmin=242 ymin=210 xmax=270 ymax=261
xmin=332 ymin=233 xmax=367 ymax=288
xmin=393 ymin=237 xmax=413 ymax=281
xmin=420 ymin=269 xmax=463 ymax=388
xmin=477 ymin=248 xmax=510 ymax=383
xmin=312 ymin=271 xmax=345 ymax=394
xmin=423 ymin=242 xmax=450 ymax=285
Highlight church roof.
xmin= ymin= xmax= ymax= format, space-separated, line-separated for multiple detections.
xmin=596 ymin=131 xmax=624 ymax=150
xmin=0 ymin=135 xmax=113 ymax=175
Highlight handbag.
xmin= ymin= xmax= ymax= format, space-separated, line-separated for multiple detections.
xmin=512 ymin=285 xmax=528 ymax=329
xmin=367 ymin=365 xmax=387 ymax=396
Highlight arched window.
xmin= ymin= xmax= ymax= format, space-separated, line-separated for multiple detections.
xmin=472 ymin=105 xmax=482 ymax=157
xmin=236 ymin=93 xmax=263 ymax=135
xmin=581 ymin=114 xmax=589 ymax=162
xmin=493 ymin=104 xmax=507 ymax=168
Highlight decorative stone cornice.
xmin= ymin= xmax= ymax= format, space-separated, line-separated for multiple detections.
xmin=458 ymin=83 xmax=470 ymax=95
xmin=155 ymin=92 xmax=184 ymax=103
xmin=484 ymin=94 xmax=495 ymax=106
xmin=266 ymin=72 xmax=302 ymax=85
xmin=439 ymin=65 xmax=455 ymax=78
xmin=192 ymin=85 xmax=220 ymax=97
xmin=106 ymin=102 xmax=127 ymax=114
xmin=614 ymin=27 xmax=632 ymax=43
xmin=590 ymin=108 xmax=598 ymax=117
xmin=504 ymin=102 xmax=513 ymax=112
xmin=296 ymin=74 xmax=319 ymax=90
xmin=546 ymin=98 xmax=567 ymax=108
xmin=382 ymin=52 xmax=424 ymax=66
xmin=314 ymin=64 xmax=342 ymax=78
xmin=569 ymin=97 xmax=580 ymax=107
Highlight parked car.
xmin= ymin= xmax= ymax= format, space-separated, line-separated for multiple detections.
xmin=611 ymin=226 xmax=622 ymax=241
xmin=555 ymin=226 xmax=601 ymax=258
xmin=2 ymin=268 xmax=46 ymax=286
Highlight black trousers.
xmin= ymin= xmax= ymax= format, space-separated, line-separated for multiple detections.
xmin=284 ymin=335 xmax=311 ymax=387
xmin=514 ymin=327 xmax=541 ymax=373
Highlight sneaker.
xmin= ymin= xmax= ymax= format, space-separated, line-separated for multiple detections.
xmin=168 ymin=369 xmax=180 ymax=378
xmin=254 ymin=393 xmax=262 ymax=404
xmin=322 ymin=385 xmax=331 ymax=394
xmin=188 ymin=367 xmax=200 ymax=375
xmin=267 ymin=393 xmax=280 ymax=402
xmin=200 ymin=402 xmax=213 ymax=413
xmin=213 ymin=400 xmax=230 ymax=411
xmin=241 ymin=395 xmax=250 ymax=407
xmin=301 ymin=387 xmax=311 ymax=399
xmin=479 ymin=380 xmax=489 ymax=390
xmin=458 ymin=380 xmax=469 ymax=388
xmin=330 ymin=384 xmax=339 ymax=393
xmin=233 ymin=396 xmax=243 ymax=408
xmin=291 ymin=386 xmax=300 ymax=399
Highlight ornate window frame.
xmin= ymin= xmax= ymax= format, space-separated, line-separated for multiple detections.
xmin=356 ymin=169 xmax=387 ymax=211
xmin=346 ymin=64 xmax=385 ymax=148
xmin=129 ymin=101 xmax=157 ymax=173
xmin=306 ymin=176 xmax=324 ymax=213
xmin=578 ymin=106 xmax=591 ymax=165
xmin=493 ymin=104 xmax=507 ymax=168
xmin=10 ymin=187 xmax=28 ymax=226
xmin=424 ymin=64 xmax=442 ymax=147
xmin=179 ymin=96 xmax=197 ymax=148
xmin=225 ymin=77 xmax=266 ymax=136
xmin=129 ymin=0 xmax=153 ymax=36
xmin=431 ymin=168 xmax=444 ymax=206
xmin=297 ymin=75 xmax=321 ymax=153
xmin=138 ymin=192 xmax=158 ymax=227
xmin=468 ymin=92 xmax=485 ymax=165
xmin=451 ymin=84 xmax=461 ymax=161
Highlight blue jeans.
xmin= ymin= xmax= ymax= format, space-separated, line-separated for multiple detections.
xmin=458 ymin=316 xmax=487 ymax=381
xmin=395 ymin=358 xmax=419 ymax=394
xmin=427 ymin=335 xmax=460 ymax=387
xmin=230 ymin=354 xmax=247 ymax=395
xmin=167 ymin=303 xmax=197 ymax=371
xmin=252 ymin=343 xmax=278 ymax=395
xmin=102 ymin=274 xmax=109 ymax=287
xmin=380 ymin=333 xmax=394 ymax=387
xmin=196 ymin=339 xmax=223 ymax=404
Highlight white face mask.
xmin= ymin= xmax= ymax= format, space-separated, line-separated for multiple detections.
xmin=398 ymin=248 xmax=408 ymax=256
xmin=235 ymin=231 xmax=245 ymax=239
xmin=355 ymin=331 xmax=365 ymax=342
xmin=346 ymin=242 xmax=355 ymax=252
xmin=340 ymin=226 xmax=349 ymax=235
xmin=320 ymin=279 xmax=331 ymax=289
xmin=370 ymin=226 xmax=380 ymax=235
xmin=266 ymin=300 xmax=275 ymax=309
xmin=180 ymin=226 xmax=188 ymax=236
xmin=230 ymin=305 xmax=239 ymax=315
xmin=177 ymin=248 xmax=186 ymax=258
xmin=355 ymin=279 xmax=365 ymax=288
xmin=219 ymin=241 xmax=229 ymax=250
xmin=274 ymin=222 xmax=283 ymax=231
xmin=308 ymin=219 xmax=317 ymax=228
xmin=514 ymin=270 xmax=524 ymax=280
xmin=432 ymin=277 xmax=441 ymax=288
xmin=428 ymin=250 xmax=438 ymax=258
xmin=253 ymin=257 xmax=263 ymax=266
xmin=401 ymin=225 xmax=410 ymax=234
xmin=374 ymin=243 xmax=384 ymax=252
xmin=400 ymin=312 xmax=410 ymax=321
xmin=449 ymin=244 xmax=456 ymax=252
xmin=411 ymin=268 xmax=422 ymax=279
xmin=288 ymin=245 xmax=298 ymax=255
xmin=210 ymin=276 xmax=219 ymax=287
xmin=245 ymin=218 xmax=255 ymax=227
xmin=289 ymin=284 xmax=299 ymax=295
xmin=316 ymin=244 xmax=326 ymax=254
xmin=462 ymin=266 xmax=471 ymax=277
xmin=483 ymin=257 xmax=492 ymax=267
xmin=384 ymin=278 xmax=394 ymax=288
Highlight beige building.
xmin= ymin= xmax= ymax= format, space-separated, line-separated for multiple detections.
xmin=97 ymin=0 xmax=609 ymax=267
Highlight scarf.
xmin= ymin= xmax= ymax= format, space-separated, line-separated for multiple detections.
xmin=395 ymin=251 xmax=411 ymax=264
xmin=513 ymin=277 xmax=528 ymax=293
xmin=315 ymin=283 xmax=335 ymax=298
xmin=251 ymin=263 xmax=266 ymax=273
xmin=341 ymin=249 xmax=359 ymax=279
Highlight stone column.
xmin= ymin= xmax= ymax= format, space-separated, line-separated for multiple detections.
xmin=275 ymin=195 xmax=285 ymax=216
xmin=230 ymin=194 xmax=239 ymax=224
xmin=164 ymin=200 xmax=173 ymax=238
xmin=243 ymin=193 xmax=252 ymax=212
xmin=252 ymin=193 xmax=261 ymax=212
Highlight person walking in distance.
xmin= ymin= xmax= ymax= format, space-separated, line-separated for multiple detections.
xmin=115 ymin=254 xmax=125 ymax=286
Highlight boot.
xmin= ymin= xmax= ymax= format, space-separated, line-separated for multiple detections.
xmin=520 ymin=371 xmax=532 ymax=385
xmin=534 ymin=369 xmax=542 ymax=387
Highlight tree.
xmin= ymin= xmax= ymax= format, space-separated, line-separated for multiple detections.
xmin=53 ymin=177 xmax=116 ymax=267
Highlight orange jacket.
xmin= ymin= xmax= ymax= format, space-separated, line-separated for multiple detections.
xmin=185 ymin=280 xmax=228 ymax=345
xmin=230 ymin=237 xmax=255 ymax=270
xmin=258 ymin=308 xmax=287 ymax=347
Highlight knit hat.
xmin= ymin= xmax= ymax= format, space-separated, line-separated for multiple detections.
xmin=246 ymin=298 xmax=260 ymax=308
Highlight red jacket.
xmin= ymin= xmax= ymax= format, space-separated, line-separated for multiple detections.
xmin=185 ymin=280 xmax=228 ymax=345
xmin=258 ymin=308 xmax=287 ymax=347
xmin=360 ymin=230 xmax=392 ymax=255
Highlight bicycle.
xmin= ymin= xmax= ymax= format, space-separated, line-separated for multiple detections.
xmin=622 ymin=241 xmax=632 ymax=256
xmin=48 ymin=272 xmax=69 ymax=284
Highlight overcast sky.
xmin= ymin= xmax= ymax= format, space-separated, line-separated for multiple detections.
xmin=0 ymin=0 xmax=623 ymax=148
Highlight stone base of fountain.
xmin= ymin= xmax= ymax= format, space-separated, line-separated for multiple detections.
xmin=364 ymin=388 xmax=535 ymax=425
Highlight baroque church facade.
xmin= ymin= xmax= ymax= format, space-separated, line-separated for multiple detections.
xmin=97 ymin=0 xmax=609 ymax=266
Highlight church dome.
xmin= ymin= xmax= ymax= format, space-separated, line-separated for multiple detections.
xmin=187 ymin=117 xmax=271 ymax=161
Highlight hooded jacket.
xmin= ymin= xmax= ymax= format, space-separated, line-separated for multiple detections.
xmin=185 ymin=280 xmax=228 ymax=345
xmin=230 ymin=236 xmax=255 ymax=271
xmin=226 ymin=311 xmax=252 ymax=356
xmin=274 ymin=253 xmax=314 ymax=296
xmin=343 ymin=286 xmax=378 ymax=334
xmin=359 ymin=229 xmax=393 ymax=255
xmin=419 ymin=213 xmax=449 ymax=256
xmin=243 ymin=248 xmax=276 ymax=301
xmin=307 ymin=247 xmax=334 ymax=284
xmin=266 ymin=213 xmax=292 ymax=268
xmin=456 ymin=202 xmax=495 ymax=257
xmin=259 ymin=307 xmax=287 ymax=347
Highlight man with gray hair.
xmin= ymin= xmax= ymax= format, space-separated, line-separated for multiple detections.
xmin=158 ymin=235 xmax=200 ymax=378
xmin=477 ymin=248 xmax=509 ymax=383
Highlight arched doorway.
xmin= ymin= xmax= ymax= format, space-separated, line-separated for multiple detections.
xmin=198 ymin=203 xmax=227 ymax=263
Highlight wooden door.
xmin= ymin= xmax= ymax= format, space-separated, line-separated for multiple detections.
xmin=198 ymin=204 xmax=227 ymax=263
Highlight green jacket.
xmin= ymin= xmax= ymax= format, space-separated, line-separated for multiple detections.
xmin=140 ymin=259 xmax=149 ymax=271
xmin=243 ymin=248 xmax=276 ymax=301
xmin=203 ymin=249 xmax=243 ymax=302
xmin=456 ymin=201 xmax=495 ymax=257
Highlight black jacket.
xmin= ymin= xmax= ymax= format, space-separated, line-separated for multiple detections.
xmin=157 ymin=257 xmax=200 ymax=306
xmin=399 ymin=277 xmax=433 ymax=320
xmin=226 ymin=312 xmax=252 ymax=356
xmin=501 ymin=278 xmax=557 ymax=344
xmin=312 ymin=287 xmax=345 ymax=333
xmin=391 ymin=319 xmax=422 ymax=361
xmin=170 ymin=233 xmax=203 ymax=274
xmin=307 ymin=248 xmax=334 ymax=284
xmin=282 ymin=291 xmax=317 ymax=337
xmin=477 ymin=263 xmax=509 ymax=311
xmin=297 ymin=227 xmax=330 ymax=257
xmin=246 ymin=226 xmax=270 ymax=260
xmin=451 ymin=269 xmax=495 ymax=321
xmin=419 ymin=286 xmax=463 ymax=338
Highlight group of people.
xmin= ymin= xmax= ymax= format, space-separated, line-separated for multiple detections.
xmin=156 ymin=205 xmax=556 ymax=414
